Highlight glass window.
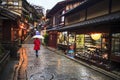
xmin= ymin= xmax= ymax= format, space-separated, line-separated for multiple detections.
xmin=69 ymin=32 xmax=75 ymax=45
xmin=76 ymin=34 xmax=84 ymax=49
xmin=111 ymin=33 xmax=120 ymax=56
xmin=76 ymin=33 xmax=109 ymax=60
xmin=85 ymin=34 xmax=101 ymax=48
xmin=57 ymin=32 xmax=68 ymax=45
xmin=76 ymin=34 xmax=84 ymax=52
xmin=84 ymin=34 xmax=101 ymax=56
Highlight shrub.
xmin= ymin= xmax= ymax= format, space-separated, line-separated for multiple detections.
xmin=44 ymin=33 xmax=49 ymax=46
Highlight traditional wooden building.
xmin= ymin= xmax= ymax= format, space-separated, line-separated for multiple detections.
xmin=0 ymin=0 xmax=39 ymax=57
xmin=59 ymin=0 xmax=120 ymax=70
xmin=46 ymin=0 xmax=83 ymax=48
xmin=0 ymin=8 xmax=20 ymax=59
xmin=0 ymin=0 xmax=39 ymax=43
xmin=46 ymin=1 xmax=66 ymax=48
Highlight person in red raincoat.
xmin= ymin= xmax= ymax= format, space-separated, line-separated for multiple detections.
xmin=33 ymin=38 xmax=41 ymax=57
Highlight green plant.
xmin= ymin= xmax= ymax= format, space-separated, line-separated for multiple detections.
xmin=44 ymin=33 xmax=49 ymax=46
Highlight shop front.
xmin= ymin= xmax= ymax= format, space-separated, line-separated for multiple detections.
xmin=75 ymin=32 xmax=110 ymax=69
xmin=58 ymin=23 xmax=119 ymax=70
xmin=57 ymin=0 xmax=120 ymax=71
xmin=58 ymin=19 xmax=120 ymax=70
xmin=75 ymin=29 xmax=120 ymax=70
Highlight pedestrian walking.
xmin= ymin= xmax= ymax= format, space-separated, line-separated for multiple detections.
xmin=33 ymin=38 xmax=41 ymax=57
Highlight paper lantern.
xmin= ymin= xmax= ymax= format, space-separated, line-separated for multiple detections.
xmin=91 ymin=33 xmax=101 ymax=40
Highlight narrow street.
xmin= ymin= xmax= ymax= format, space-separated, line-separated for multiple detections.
xmin=23 ymin=37 xmax=115 ymax=80
xmin=0 ymin=0 xmax=120 ymax=80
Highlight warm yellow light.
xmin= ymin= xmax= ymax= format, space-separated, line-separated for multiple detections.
xmin=27 ymin=29 xmax=30 ymax=32
xmin=20 ymin=23 xmax=24 ymax=29
xmin=91 ymin=33 xmax=101 ymax=40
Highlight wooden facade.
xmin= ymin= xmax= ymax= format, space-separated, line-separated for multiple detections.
xmin=58 ymin=0 xmax=120 ymax=70
xmin=0 ymin=0 xmax=39 ymax=57
xmin=46 ymin=1 xmax=66 ymax=48
xmin=46 ymin=0 xmax=82 ymax=48
xmin=0 ymin=7 xmax=19 ymax=42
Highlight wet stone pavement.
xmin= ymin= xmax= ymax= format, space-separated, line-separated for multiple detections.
xmin=22 ymin=42 xmax=114 ymax=80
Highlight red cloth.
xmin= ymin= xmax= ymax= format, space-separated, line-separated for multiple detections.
xmin=33 ymin=38 xmax=41 ymax=50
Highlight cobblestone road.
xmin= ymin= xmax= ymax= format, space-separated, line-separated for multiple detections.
xmin=22 ymin=42 xmax=114 ymax=80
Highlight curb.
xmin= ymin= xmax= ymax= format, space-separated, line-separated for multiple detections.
xmin=47 ymin=47 xmax=120 ymax=80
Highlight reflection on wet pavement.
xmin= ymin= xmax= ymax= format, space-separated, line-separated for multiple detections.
xmin=23 ymin=44 xmax=114 ymax=80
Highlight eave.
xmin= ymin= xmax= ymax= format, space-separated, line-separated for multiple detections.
xmin=58 ymin=12 xmax=120 ymax=31
xmin=63 ymin=0 xmax=104 ymax=16
xmin=46 ymin=1 xmax=66 ymax=18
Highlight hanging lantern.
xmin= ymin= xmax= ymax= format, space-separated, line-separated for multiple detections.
xmin=20 ymin=23 xmax=24 ymax=29
xmin=91 ymin=33 xmax=102 ymax=40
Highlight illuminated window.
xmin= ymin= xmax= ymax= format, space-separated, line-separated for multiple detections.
xmin=112 ymin=33 xmax=120 ymax=56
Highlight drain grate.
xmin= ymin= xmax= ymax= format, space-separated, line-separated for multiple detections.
xmin=29 ymin=72 xmax=54 ymax=80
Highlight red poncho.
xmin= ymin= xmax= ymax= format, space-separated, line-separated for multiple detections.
xmin=34 ymin=38 xmax=41 ymax=50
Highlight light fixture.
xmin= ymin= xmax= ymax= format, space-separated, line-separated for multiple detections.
xmin=20 ymin=23 xmax=24 ymax=29
xmin=91 ymin=33 xmax=102 ymax=40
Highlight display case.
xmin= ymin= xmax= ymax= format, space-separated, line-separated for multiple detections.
xmin=75 ymin=33 xmax=109 ymax=65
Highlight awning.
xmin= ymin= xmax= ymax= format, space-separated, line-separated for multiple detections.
xmin=58 ymin=12 xmax=120 ymax=31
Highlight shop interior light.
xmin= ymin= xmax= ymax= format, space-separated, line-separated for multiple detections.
xmin=91 ymin=33 xmax=102 ymax=40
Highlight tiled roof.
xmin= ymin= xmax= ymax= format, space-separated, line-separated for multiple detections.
xmin=58 ymin=12 xmax=120 ymax=31
xmin=46 ymin=1 xmax=66 ymax=18
xmin=46 ymin=0 xmax=83 ymax=18
xmin=46 ymin=26 xmax=63 ymax=31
